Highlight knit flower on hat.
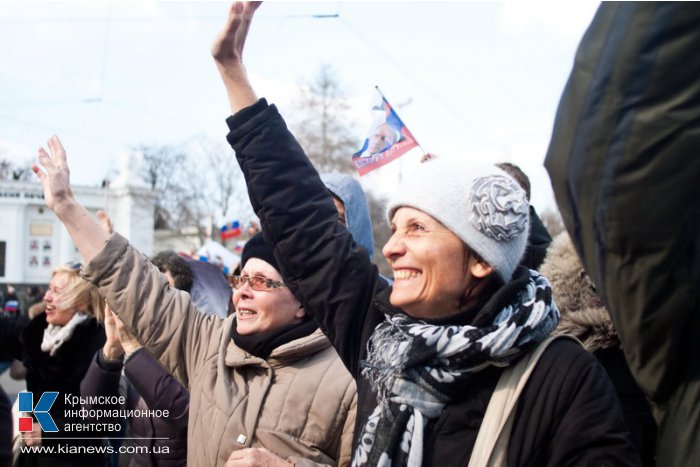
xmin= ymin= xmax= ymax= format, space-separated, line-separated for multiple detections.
xmin=469 ymin=175 xmax=528 ymax=241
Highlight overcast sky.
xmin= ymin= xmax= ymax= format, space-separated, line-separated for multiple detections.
xmin=0 ymin=1 xmax=600 ymax=217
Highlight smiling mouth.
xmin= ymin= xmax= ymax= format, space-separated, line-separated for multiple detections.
xmin=237 ymin=309 xmax=257 ymax=318
xmin=393 ymin=270 xmax=422 ymax=280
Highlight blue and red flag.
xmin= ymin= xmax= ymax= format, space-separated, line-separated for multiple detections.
xmin=352 ymin=88 xmax=419 ymax=176
xmin=220 ymin=220 xmax=241 ymax=240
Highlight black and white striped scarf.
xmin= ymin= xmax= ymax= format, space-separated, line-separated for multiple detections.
xmin=353 ymin=269 xmax=559 ymax=467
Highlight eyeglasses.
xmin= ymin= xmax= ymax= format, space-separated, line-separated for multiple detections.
xmin=229 ymin=275 xmax=287 ymax=291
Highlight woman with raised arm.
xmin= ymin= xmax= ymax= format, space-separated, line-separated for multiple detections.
xmin=32 ymin=136 xmax=356 ymax=467
xmin=206 ymin=2 xmax=641 ymax=466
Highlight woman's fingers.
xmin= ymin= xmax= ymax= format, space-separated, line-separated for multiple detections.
xmin=36 ymin=147 xmax=53 ymax=169
xmin=31 ymin=162 xmax=46 ymax=181
xmin=212 ymin=1 xmax=262 ymax=65
xmin=33 ymin=135 xmax=76 ymax=212
xmin=47 ymin=135 xmax=65 ymax=161
xmin=104 ymin=306 xmax=115 ymax=323
xmin=96 ymin=210 xmax=114 ymax=234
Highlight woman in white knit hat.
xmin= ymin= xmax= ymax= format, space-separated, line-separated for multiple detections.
xmin=33 ymin=3 xmax=640 ymax=466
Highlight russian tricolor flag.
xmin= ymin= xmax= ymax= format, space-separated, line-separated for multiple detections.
xmin=352 ymin=88 xmax=419 ymax=176
xmin=220 ymin=220 xmax=241 ymax=240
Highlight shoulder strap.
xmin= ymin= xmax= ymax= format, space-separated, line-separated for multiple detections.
xmin=467 ymin=335 xmax=579 ymax=467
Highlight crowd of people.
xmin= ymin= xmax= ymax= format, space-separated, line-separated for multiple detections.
xmin=1 ymin=2 xmax=698 ymax=466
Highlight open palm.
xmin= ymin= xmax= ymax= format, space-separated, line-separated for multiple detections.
xmin=211 ymin=1 xmax=262 ymax=69
xmin=32 ymin=135 xmax=74 ymax=213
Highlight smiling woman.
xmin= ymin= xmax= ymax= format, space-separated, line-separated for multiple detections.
xmin=43 ymin=265 xmax=103 ymax=325
xmin=383 ymin=206 xmax=495 ymax=320
xmin=223 ymin=94 xmax=642 ymax=465
xmin=2 ymin=263 xmax=106 ymax=466
xmin=232 ymin=233 xmax=307 ymax=337
xmin=213 ymin=3 xmax=642 ymax=466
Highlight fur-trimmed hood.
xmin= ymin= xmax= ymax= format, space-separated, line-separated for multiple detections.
xmin=540 ymin=233 xmax=619 ymax=353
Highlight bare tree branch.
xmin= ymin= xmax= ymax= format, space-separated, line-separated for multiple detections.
xmin=0 ymin=152 xmax=35 ymax=181
xmin=135 ymin=138 xmax=254 ymax=244
xmin=289 ymin=64 xmax=358 ymax=174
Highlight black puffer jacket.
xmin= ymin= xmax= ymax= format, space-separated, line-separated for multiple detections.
xmin=225 ymin=99 xmax=639 ymax=466
xmin=545 ymin=3 xmax=700 ymax=466
xmin=81 ymin=348 xmax=189 ymax=467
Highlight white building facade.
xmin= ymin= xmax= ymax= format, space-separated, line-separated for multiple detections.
xmin=0 ymin=180 xmax=155 ymax=285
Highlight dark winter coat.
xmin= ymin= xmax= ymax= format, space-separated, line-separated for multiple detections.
xmin=226 ymin=98 xmax=640 ymax=466
xmin=80 ymin=348 xmax=189 ymax=467
xmin=20 ymin=313 xmax=106 ymax=467
xmin=545 ymin=3 xmax=700 ymax=466
xmin=0 ymin=313 xmax=28 ymax=362
xmin=541 ymin=233 xmax=657 ymax=466
xmin=0 ymin=385 xmax=11 ymax=467
xmin=80 ymin=240 xmax=357 ymax=467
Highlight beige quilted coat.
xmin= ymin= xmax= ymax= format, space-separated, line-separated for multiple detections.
xmin=81 ymin=234 xmax=357 ymax=467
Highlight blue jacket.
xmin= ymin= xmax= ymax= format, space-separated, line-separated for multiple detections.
xmin=320 ymin=173 xmax=374 ymax=259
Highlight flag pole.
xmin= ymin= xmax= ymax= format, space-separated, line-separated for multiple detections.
xmin=374 ymin=85 xmax=402 ymax=184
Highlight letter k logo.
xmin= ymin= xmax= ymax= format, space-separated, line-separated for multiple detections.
xmin=18 ymin=392 xmax=59 ymax=432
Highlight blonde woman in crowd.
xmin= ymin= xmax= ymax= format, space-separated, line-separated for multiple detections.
xmin=2 ymin=263 xmax=105 ymax=467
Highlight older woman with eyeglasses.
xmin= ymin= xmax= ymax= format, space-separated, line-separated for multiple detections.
xmin=227 ymin=236 xmax=356 ymax=466
xmin=1 ymin=263 xmax=106 ymax=467
xmin=223 ymin=233 xmax=357 ymax=467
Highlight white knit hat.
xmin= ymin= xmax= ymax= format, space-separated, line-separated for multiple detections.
xmin=386 ymin=160 xmax=530 ymax=281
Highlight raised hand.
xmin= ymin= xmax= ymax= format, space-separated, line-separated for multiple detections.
xmin=103 ymin=305 xmax=142 ymax=360
xmin=32 ymin=135 xmax=75 ymax=214
xmin=212 ymin=2 xmax=261 ymax=114
xmin=31 ymin=137 xmax=109 ymax=263
xmin=102 ymin=305 xmax=125 ymax=360
xmin=113 ymin=312 xmax=142 ymax=355
xmin=212 ymin=2 xmax=262 ymax=70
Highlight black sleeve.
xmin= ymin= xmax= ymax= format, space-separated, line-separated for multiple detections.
xmin=124 ymin=349 xmax=189 ymax=429
xmin=226 ymin=100 xmax=386 ymax=375
xmin=545 ymin=3 xmax=700 ymax=464
xmin=80 ymin=350 xmax=123 ymax=414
